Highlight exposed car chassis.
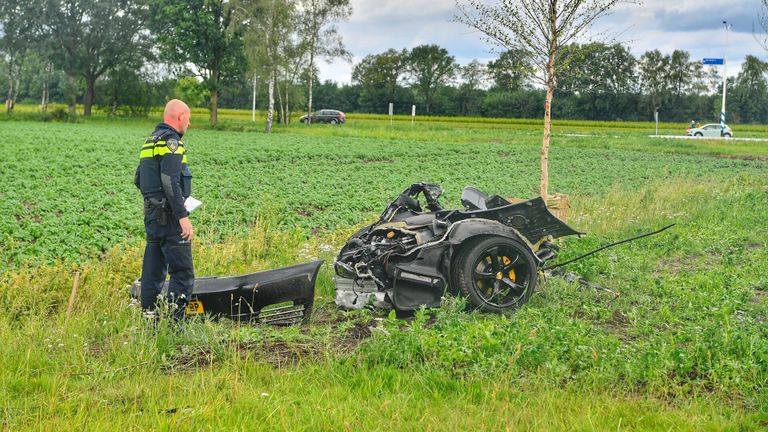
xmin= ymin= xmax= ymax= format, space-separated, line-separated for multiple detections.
xmin=334 ymin=183 xmax=581 ymax=314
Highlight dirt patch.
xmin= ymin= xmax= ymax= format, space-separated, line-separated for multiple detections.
xmin=249 ymin=340 xmax=320 ymax=367
xmin=163 ymin=348 xmax=215 ymax=372
xmin=604 ymin=309 xmax=637 ymax=342
xmin=652 ymin=254 xmax=722 ymax=277
xmin=749 ymin=288 xmax=768 ymax=306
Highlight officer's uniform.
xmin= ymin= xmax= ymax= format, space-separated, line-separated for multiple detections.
xmin=134 ymin=122 xmax=194 ymax=316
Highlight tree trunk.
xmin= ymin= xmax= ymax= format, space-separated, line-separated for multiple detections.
xmin=41 ymin=62 xmax=51 ymax=113
xmin=276 ymin=74 xmax=284 ymax=124
xmin=285 ymin=75 xmax=290 ymax=124
xmin=11 ymin=64 xmax=21 ymax=111
xmin=540 ymin=24 xmax=558 ymax=199
xmin=83 ymin=73 xmax=96 ymax=116
xmin=307 ymin=49 xmax=314 ymax=124
xmin=209 ymin=66 xmax=220 ymax=125
xmin=252 ymin=72 xmax=257 ymax=123
xmin=67 ymin=74 xmax=77 ymax=116
xmin=6 ymin=56 xmax=15 ymax=112
xmin=266 ymin=71 xmax=274 ymax=133
xmin=210 ymin=89 xmax=219 ymax=125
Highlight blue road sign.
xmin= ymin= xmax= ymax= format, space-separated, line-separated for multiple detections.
xmin=702 ymin=58 xmax=724 ymax=65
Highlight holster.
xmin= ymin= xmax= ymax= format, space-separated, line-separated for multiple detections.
xmin=144 ymin=197 xmax=169 ymax=226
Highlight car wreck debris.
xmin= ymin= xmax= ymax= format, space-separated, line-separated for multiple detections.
xmin=334 ymin=183 xmax=582 ymax=314
xmin=130 ymin=260 xmax=322 ymax=324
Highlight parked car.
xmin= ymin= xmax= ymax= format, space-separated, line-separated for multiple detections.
xmin=687 ymin=123 xmax=732 ymax=138
xmin=299 ymin=109 xmax=346 ymax=124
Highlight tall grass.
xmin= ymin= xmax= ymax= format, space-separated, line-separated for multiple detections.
xmin=1 ymin=176 xmax=766 ymax=429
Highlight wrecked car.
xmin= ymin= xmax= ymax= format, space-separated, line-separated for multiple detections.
xmin=130 ymin=260 xmax=322 ymax=324
xmin=334 ymin=183 xmax=581 ymax=314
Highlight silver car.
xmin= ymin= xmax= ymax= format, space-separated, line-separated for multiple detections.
xmin=687 ymin=123 xmax=733 ymax=138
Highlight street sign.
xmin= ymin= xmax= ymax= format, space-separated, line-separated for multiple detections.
xmin=702 ymin=58 xmax=724 ymax=65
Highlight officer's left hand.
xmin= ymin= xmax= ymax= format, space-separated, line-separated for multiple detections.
xmin=179 ymin=217 xmax=194 ymax=241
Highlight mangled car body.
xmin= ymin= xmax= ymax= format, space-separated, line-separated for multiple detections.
xmin=334 ymin=183 xmax=581 ymax=314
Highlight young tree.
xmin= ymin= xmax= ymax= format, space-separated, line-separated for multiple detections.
xmin=456 ymin=0 xmax=630 ymax=198
xmin=233 ymin=0 xmax=294 ymax=132
xmin=148 ymin=0 xmax=245 ymax=125
xmin=45 ymin=0 xmax=150 ymax=116
xmin=406 ymin=44 xmax=458 ymax=114
xmin=756 ymin=0 xmax=768 ymax=52
xmin=297 ymin=0 xmax=351 ymax=123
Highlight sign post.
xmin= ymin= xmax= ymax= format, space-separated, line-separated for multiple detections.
xmin=654 ymin=110 xmax=658 ymax=136
xmin=389 ymin=102 xmax=393 ymax=128
xmin=702 ymin=57 xmax=727 ymax=136
xmin=411 ymin=105 xmax=415 ymax=126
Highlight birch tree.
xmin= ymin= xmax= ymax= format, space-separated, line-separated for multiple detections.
xmin=456 ymin=0 xmax=631 ymax=198
xmin=297 ymin=0 xmax=351 ymax=123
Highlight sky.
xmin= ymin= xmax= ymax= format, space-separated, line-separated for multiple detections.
xmin=316 ymin=0 xmax=767 ymax=84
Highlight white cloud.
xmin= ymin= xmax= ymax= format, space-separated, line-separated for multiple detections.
xmin=318 ymin=0 xmax=768 ymax=83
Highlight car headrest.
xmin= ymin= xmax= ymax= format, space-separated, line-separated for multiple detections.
xmin=461 ymin=186 xmax=489 ymax=210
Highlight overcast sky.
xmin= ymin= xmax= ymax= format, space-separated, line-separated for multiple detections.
xmin=316 ymin=0 xmax=767 ymax=84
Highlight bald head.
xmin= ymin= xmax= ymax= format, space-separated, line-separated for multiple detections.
xmin=163 ymin=99 xmax=191 ymax=134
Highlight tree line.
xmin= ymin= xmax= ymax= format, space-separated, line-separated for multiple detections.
xmin=3 ymin=0 xmax=768 ymax=125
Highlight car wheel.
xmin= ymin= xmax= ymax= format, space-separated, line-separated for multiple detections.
xmin=330 ymin=119 xmax=338 ymax=125
xmin=694 ymin=132 xmax=703 ymax=137
xmin=452 ymin=236 xmax=538 ymax=313
xmin=723 ymin=133 xmax=732 ymax=138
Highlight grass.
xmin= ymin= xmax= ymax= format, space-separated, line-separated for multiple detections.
xmin=0 ymin=113 xmax=767 ymax=430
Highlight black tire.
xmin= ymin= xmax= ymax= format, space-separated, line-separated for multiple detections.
xmin=330 ymin=119 xmax=338 ymax=125
xmin=694 ymin=132 xmax=703 ymax=137
xmin=452 ymin=236 xmax=538 ymax=313
xmin=723 ymin=133 xmax=731 ymax=138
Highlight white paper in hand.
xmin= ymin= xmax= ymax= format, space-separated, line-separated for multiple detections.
xmin=184 ymin=196 xmax=202 ymax=213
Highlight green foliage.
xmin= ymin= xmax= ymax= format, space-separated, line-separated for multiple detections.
xmin=2 ymin=119 xmax=767 ymax=272
xmin=0 ymin=118 xmax=767 ymax=428
xmin=173 ymin=76 xmax=211 ymax=108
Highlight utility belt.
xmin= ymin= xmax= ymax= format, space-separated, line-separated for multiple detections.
xmin=144 ymin=197 xmax=170 ymax=226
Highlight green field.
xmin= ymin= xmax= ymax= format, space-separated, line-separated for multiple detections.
xmin=1 ymin=112 xmax=767 ymax=430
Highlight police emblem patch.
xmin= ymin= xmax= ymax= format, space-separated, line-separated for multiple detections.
xmin=166 ymin=138 xmax=179 ymax=153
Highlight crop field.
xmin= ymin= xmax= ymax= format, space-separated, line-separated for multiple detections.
xmin=1 ymin=112 xmax=767 ymax=430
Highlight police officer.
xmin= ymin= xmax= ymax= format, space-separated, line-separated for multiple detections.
xmin=134 ymin=99 xmax=194 ymax=318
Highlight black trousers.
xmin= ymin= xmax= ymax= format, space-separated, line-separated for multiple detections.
xmin=141 ymin=207 xmax=194 ymax=316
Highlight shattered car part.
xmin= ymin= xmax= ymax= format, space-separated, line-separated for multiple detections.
xmin=130 ymin=260 xmax=322 ymax=325
xmin=334 ymin=183 xmax=581 ymax=314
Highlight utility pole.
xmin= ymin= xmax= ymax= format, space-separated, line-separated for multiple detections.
xmin=720 ymin=21 xmax=730 ymax=136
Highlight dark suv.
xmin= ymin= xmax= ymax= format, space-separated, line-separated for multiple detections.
xmin=299 ymin=109 xmax=346 ymax=124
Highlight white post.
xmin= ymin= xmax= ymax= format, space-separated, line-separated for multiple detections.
xmin=389 ymin=102 xmax=393 ymax=128
xmin=252 ymin=72 xmax=257 ymax=123
xmin=720 ymin=21 xmax=729 ymax=136
xmin=654 ymin=110 xmax=658 ymax=136
xmin=411 ymin=105 xmax=415 ymax=126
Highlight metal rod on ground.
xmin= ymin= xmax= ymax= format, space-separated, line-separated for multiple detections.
xmin=543 ymin=224 xmax=676 ymax=271
xmin=65 ymin=271 xmax=80 ymax=324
